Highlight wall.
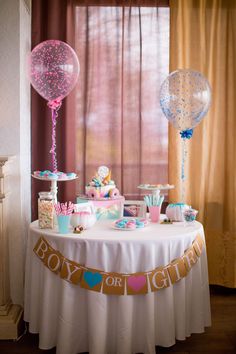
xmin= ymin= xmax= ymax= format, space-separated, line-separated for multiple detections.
xmin=0 ymin=0 xmax=31 ymax=305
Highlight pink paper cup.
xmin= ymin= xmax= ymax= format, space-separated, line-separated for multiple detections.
xmin=149 ymin=206 xmax=161 ymax=223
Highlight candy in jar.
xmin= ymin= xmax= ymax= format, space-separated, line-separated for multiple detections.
xmin=183 ymin=208 xmax=198 ymax=223
xmin=38 ymin=192 xmax=54 ymax=229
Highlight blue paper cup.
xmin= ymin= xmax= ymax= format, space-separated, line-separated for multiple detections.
xmin=57 ymin=215 xmax=71 ymax=234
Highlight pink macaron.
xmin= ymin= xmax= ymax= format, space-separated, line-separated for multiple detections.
xmin=126 ymin=221 xmax=136 ymax=229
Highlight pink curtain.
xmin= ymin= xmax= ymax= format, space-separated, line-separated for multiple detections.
xmin=31 ymin=0 xmax=77 ymax=220
xmin=31 ymin=1 xmax=169 ymax=219
xmin=74 ymin=6 xmax=169 ymax=199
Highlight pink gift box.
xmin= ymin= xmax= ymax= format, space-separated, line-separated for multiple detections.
xmin=77 ymin=196 xmax=124 ymax=220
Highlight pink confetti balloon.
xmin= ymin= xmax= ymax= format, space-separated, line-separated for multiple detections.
xmin=29 ymin=40 xmax=80 ymax=102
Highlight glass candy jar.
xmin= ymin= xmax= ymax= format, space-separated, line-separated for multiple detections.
xmin=38 ymin=192 xmax=54 ymax=229
xmin=183 ymin=208 xmax=198 ymax=226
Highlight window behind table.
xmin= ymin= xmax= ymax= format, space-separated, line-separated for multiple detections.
xmin=74 ymin=6 xmax=169 ymax=200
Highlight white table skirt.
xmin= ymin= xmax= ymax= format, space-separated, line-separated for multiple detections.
xmin=24 ymin=219 xmax=211 ymax=354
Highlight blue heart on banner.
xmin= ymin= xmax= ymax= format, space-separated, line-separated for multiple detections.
xmin=84 ymin=271 xmax=103 ymax=288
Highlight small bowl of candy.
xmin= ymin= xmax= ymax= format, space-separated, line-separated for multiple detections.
xmin=183 ymin=208 xmax=198 ymax=225
xmin=113 ymin=217 xmax=149 ymax=231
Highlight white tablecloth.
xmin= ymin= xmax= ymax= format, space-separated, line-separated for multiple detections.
xmin=24 ymin=219 xmax=211 ymax=354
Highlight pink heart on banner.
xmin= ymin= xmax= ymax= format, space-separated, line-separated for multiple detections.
xmin=127 ymin=275 xmax=146 ymax=292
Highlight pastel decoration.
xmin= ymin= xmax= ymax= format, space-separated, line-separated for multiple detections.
xmin=85 ymin=198 xmax=124 ymax=220
xmin=60 ymin=259 xmax=83 ymax=284
xmin=126 ymin=274 xmax=148 ymax=295
xmin=108 ymin=188 xmax=120 ymax=198
xmin=33 ymin=235 xmax=204 ymax=295
xmin=57 ymin=215 xmax=71 ymax=234
xmin=102 ymin=273 xmax=125 ymax=295
xmin=192 ymin=234 xmax=204 ymax=256
xmin=85 ymin=166 xmax=120 ymax=200
xmin=148 ymin=267 xmax=170 ymax=292
xmin=160 ymin=69 xmax=211 ymax=132
xmin=45 ymin=251 xmax=63 ymax=274
xmin=48 ymin=172 xmax=58 ymax=180
xmin=182 ymin=246 xmax=198 ymax=272
xmin=29 ymin=40 xmax=80 ymax=172
xmin=87 ymin=189 xmax=100 ymax=199
xmin=96 ymin=205 xmax=120 ymax=220
xmin=54 ymin=202 xmax=74 ymax=216
xmin=183 ymin=208 xmax=198 ymax=223
xmin=98 ymin=166 xmax=109 ymax=179
xmin=33 ymin=237 xmax=63 ymax=274
xmin=165 ymin=203 xmax=190 ymax=222
xmin=136 ymin=221 xmax=145 ymax=228
xmin=35 ymin=170 xmax=77 ymax=180
xmin=80 ymin=270 xmax=103 ymax=292
xmin=103 ymin=170 xmax=111 ymax=184
xmin=70 ymin=210 xmax=96 ymax=229
xmin=58 ymin=173 xmax=67 ymax=179
xmin=126 ymin=220 xmax=136 ymax=229
xmin=33 ymin=237 xmax=52 ymax=261
xmin=149 ymin=206 xmax=161 ymax=223
xmin=144 ymin=194 xmax=164 ymax=208
xmin=160 ymin=70 xmax=212 ymax=203
xmin=66 ymin=172 xmax=76 ymax=179
xmin=29 ymin=40 xmax=80 ymax=102
xmin=113 ymin=217 xmax=148 ymax=230
xmin=180 ymin=129 xmax=194 ymax=139
xmin=167 ymin=258 xmax=187 ymax=284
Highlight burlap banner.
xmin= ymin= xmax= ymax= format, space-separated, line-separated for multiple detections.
xmin=33 ymin=234 xmax=205 ymax=295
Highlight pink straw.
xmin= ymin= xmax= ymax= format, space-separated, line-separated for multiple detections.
xmin=54 ymin=201 xmax=74 ymax=215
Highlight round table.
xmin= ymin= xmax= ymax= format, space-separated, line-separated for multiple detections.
xmin=24 ymin=219 xmax=211 ymax=354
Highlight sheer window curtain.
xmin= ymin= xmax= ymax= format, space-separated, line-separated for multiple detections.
xmin=31 ymin=1 xmax=169 ymax=220
xmin=169 ymin=0 xmax=236 ymax=287
xmin=74 ymin=6 xmax=169 ymax=199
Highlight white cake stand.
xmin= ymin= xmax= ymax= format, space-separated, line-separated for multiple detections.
xmin=137 ymin=184 xmax=175 ymax=197
xmin=32 ymin=174 xmax=78 ymax=203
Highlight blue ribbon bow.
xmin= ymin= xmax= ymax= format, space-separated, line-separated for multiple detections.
xmin=180 ymin=129 xmax=194 ymax=139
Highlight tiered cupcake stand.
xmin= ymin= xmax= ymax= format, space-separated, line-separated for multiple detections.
xmin=137 ymin=184 xmax=175 ymax=197
xmin=32 ymin=174 xmax=78 ymax=203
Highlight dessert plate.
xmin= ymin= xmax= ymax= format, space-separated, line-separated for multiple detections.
xmin=137 ymin=184 xmax=174 ymax=191
xmin=112 ymin=217 xmax=149 ymax=231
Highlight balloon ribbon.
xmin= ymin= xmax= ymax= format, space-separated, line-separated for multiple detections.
xmin=180 ymin=129 xmax=193 ymax=202
xmin=181 ymin=138 xmax=187 ymax=203
xmin=47 ymin=100 xmax=62 ymax=172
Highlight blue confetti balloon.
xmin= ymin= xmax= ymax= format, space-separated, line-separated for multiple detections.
xmin=160 ymin=69 xmax=211 ymax=131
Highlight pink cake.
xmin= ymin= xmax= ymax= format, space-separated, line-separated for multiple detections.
xmin=85 ymin=166 xmax=120 ymax=199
